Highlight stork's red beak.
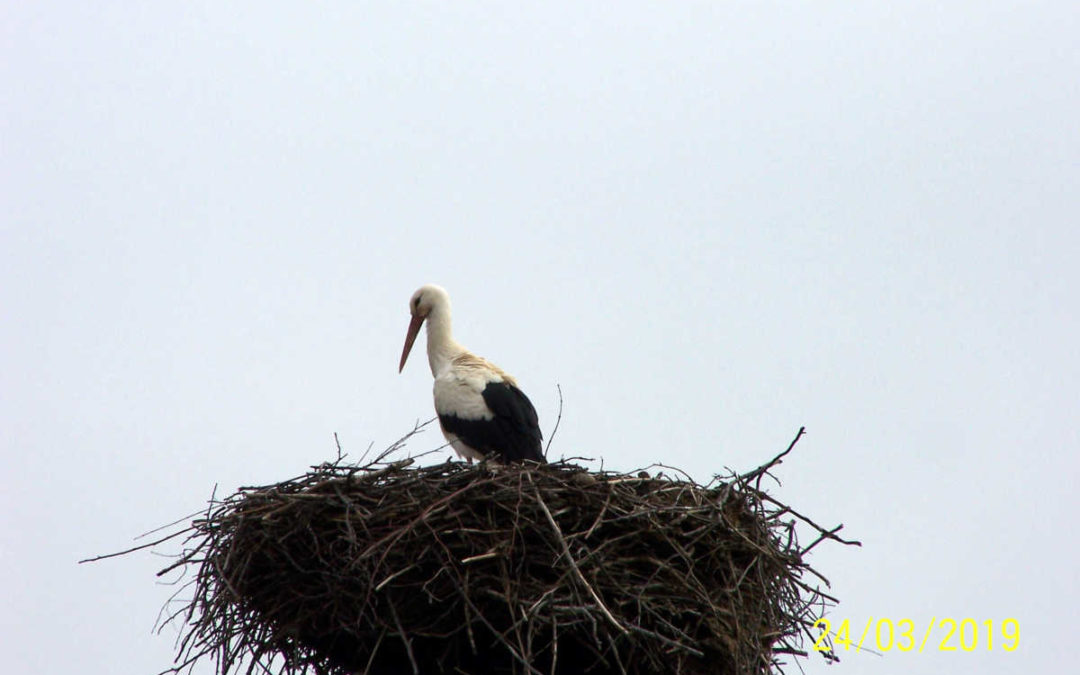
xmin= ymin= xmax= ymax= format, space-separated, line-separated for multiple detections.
xmin=398 ymin=313 xmax=425 ymax=372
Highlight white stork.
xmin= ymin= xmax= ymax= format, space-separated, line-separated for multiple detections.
xmin=398 ymin=284 xmax=545 ymax=464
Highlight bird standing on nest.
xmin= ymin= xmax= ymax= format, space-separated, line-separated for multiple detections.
xmin=398 ymin=284 xmax=545 ymax=464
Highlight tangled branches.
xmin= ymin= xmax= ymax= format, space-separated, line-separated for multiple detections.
xmin=110 ymin=426 xmax=859 ymax=675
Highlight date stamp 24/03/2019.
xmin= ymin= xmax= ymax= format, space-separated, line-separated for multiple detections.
xmin=813 ymin=618 xmax=1019 ymax=653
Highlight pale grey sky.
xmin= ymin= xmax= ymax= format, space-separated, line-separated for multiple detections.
xmin=2 ymin=2 xmax=1077 ymax=674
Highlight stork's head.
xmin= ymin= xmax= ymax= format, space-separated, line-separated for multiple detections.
xmin=399 ymin=284 xmax=450 ymax=372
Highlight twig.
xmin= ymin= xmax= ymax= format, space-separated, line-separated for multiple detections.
xmin=333 ymin=431 xmax=343 ymax=461
xmin=135 ymin=510 xmax=205 ymax=541
xmin=741 ymin=426 xmax=806 ymax=490
xmin=78 ymin=529 xmax=190 ymax=564
xmin=388 ymin=600 xmax=419 ymax=675
xmin=544 ymin=384 xmax=563 ymax=458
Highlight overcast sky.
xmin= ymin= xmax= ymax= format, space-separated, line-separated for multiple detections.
xmin=3 ymin=2 xmax=1077 ymax=674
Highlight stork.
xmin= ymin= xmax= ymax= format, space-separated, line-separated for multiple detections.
xmin=398 ymin=284 xmax=545 ymax=464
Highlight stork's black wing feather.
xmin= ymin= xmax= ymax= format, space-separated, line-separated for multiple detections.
xmin=478 ymin=381 xmax=544 ymax=463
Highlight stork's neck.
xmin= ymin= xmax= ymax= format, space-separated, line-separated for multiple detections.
xmin=424 ymin=307 xmax=466 ymax=377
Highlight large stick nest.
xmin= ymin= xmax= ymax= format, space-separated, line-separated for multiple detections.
xmin=153 ymin=426 xmax=857 ymax=675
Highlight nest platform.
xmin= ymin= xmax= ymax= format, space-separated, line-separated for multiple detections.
xmin=155 ymin=429 xmax=855 ymax=675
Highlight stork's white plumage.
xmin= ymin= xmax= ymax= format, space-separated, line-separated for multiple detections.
xmin=398 ymin=284 xmax=545 ymax=464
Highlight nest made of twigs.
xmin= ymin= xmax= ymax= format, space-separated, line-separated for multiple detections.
xmin=153 ymin=427 xmax=857 ymax=675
